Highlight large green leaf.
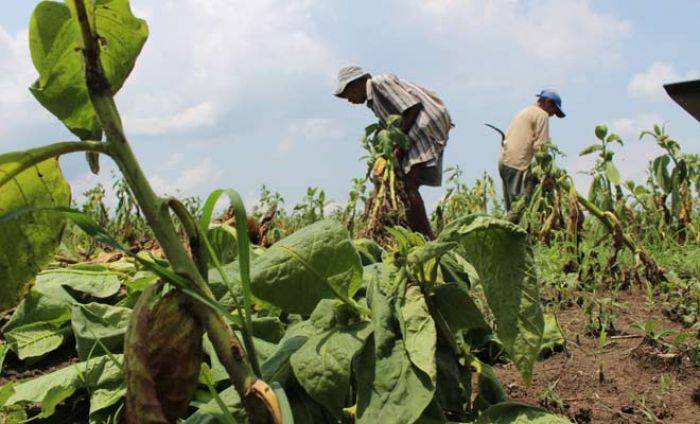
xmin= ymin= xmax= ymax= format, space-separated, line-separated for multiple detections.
xmin=398 ymin=285 xmax=437 ymax=384
xmin=290 ymin=322 xmax=372 ymax=418
xmin=604 ymin=161 xmax=621 ymax=185
xmin=72 ymin=302 xmax=131 ymax=360
xmin=652 ymin=155 xmax=672 ymax=193
xmin=250 ymin=219 xmax=363 ymax=315
xmin=261 ymin=321 xmax=316 ymax=385
xmin=3 ymin=321 xmax=69 ymax=361
xmin=2 ymin=354 xmax=123 ymax=420
xmin=475 ymin=402 xmax=571 ymax=423
xmin=355 ymin=281 xmax=434 ymax=424
xmin=28 ymin=0 xmax=148 ymax=139
xmin=0 ymin=157 xmax=70 ymax=310
xmin=35 ymin=267 xmax=122 ymax=300
xmin=432 ymin=282 xmax=489 ymax=334
xmin=440 ymin=215 xmax=544 ymax=383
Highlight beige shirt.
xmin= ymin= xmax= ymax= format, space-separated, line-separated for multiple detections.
xmin=499 ymin=104 xmax=550 ymax=171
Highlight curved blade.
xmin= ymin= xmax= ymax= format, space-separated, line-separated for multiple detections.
xmin=484 ymin=123 xmax=506 ymax=146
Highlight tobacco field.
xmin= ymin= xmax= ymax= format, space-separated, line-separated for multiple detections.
xmin=0 ymin=1 xmax=698 ymax=423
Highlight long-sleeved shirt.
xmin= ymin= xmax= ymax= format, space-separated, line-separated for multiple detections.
xmin=365 ymin=74 xmax=453 ymax=175
xmin=499 ymin=104 xmax=550 ymax=171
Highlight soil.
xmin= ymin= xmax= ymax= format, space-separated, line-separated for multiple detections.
xmin=495 ymin=288 xmax=700 ymax=423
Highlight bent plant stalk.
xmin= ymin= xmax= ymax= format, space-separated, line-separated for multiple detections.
xmin=68 ymin=0 xmax=281 ymax=421
xmin=559 ymin=178 xmax=666 ymax=283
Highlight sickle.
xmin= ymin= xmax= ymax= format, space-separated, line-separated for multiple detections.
xmin=484 ymin=123 xmax=505 ymax=147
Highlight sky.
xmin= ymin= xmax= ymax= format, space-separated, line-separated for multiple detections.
xmin=1 ymin=0 xmax=699 ymax=212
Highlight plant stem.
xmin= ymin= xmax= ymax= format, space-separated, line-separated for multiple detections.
xmin=69 ymin=0 xmax=279 ymax=420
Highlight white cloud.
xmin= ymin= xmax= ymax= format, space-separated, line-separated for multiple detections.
xmin=150 ymin=157 xmax=224 ymax=195
xmin=119 ymin=0 xmax=336 ymax=136
xmin=609 ymin=112 xmax=663 ymax=139
xmin=124 ymin=101 xmax=217 ymax=135
xmin=410 ymin=0 xmax=630 ymax=69
xmin=627 ymin=62 xmax=700 ymax=99
xmin=0 ymin=27 xmax=40 ymax=138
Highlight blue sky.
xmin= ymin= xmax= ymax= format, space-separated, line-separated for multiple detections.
xmin=1 ymin=0 xmax=698 ymax=211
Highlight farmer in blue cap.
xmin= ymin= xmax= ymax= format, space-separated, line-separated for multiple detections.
xmin=334 ymin=65 xmax=453 ymax=239
xmin=498 ymin=90 xmax=565 ymax=221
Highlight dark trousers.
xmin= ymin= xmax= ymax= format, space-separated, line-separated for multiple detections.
xmin=498 ymin=161 xmax=526 ymax=212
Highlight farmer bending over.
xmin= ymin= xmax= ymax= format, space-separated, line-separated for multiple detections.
xmin=498 ymin=90 xmax=565 ymax=222
xmin=334 ymin=65 xmax=453 ymax=239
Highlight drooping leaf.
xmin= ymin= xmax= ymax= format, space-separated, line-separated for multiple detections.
xmin=604 ymin=161 xmax=621 ymax=185
xmin=652 ymin=155 xmax=672 ymax=193
xmin=72 ymin=302 xmax=131 ymax=360
xmin=440 ymin=215 xmax=544 ymax=383
xmin=353 ymin=238 xmax=386 ymax=265
xmin=471 ymin=356 xmax=507 ymax=412
xmin=475 ymin=402 xmax=571 ymax=423
xmin=0 ymin=157 xmax=70 ymax=310
xmin=28 ymin=0 xmax=148 ymax=138
xmin=398 ymin=286 xmax=437 ymax=383
xmin=539 ymin=313 xmax=565 ymax=357
xmin=438 ymin=251 xmax=479 ymax=287
xmin=432 ymin=282 xmax=489 ymax=334
xmin=250 ymin=219 xmax=363 ymax=315
xmin=124 ymin=283 xmax=203 ymax=423
xmin=355 ymin=281 xmax=434 ymax=424
xmin=434 ymin=343 xmax=470 ymax=415
xmin=2 ymin=354 xmax=123 ymax=420
xmin=290 ymin=322 xmax=372 ymax=418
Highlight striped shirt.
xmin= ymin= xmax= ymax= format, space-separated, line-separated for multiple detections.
xmin=365 ymin=74 xmax=453 ymax=177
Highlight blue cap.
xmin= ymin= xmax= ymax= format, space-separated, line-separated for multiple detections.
xmin=537 ymin=90 xmax=566 ymax=118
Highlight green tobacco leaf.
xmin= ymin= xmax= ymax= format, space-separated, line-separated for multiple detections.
xmin=0 ymin=157 xmax=70 ymax=310
xmin=604 ymin=161 xmax=621 ymax=185
xmin=353 ymin=238 xmax=386 ymax=265
xmin=4 ymin=321 xmax=69 ymax=361
xmin=72 ymin=302 xmax=131 ymax=360
xmin=475 ymin=402 xmax=571 ymax=423
xmin=440 ymin=215 xmax=544 ymax=383
xmin=439 ymin=251 xmax=479 ymax=287
xmin=435 ymin=343 xmax=469 ymax=414
xmin=3 ymin=354 xmax=123 ymax=419
xmin=290 ymin=322 xmax=372 ymax=417
xmin=540 ymin=313 xmax=565 ymax=357
xmin=35 ymin=267 xmax=122 ymax=300
xmin=471 ymin=356 xmax=507 ymax=412
xmin=652 ymin=155 xmax=672 ymax=193
xmin=28 ymin=0 xmax=148 ymax=138
xmin=578 ymin=144 xmax=603 ymax=157
xmin=184 ymin=386 xmax=246 ymax=424
xmin=399 ymin=286 xmax=437 ymax=383
xmin=3 ymin=290 xmax=71 ymax=334
xmin=432 ymin=283 xmax=489 ymax=334
xmin=251 ymin=219 xmax=363 ymax=315
xmin=261 ymin=321 xmax=316 ymax=385
xmin=2 ymin=288 xmax=72 ymax=359
xmin=124 ymin=283 xmax=203 ymax=423
xmin=356 ymin=281 xmax=434 ymax=424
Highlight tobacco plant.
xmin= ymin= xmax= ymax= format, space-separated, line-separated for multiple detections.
xmin=0 ymin=0 xmax=280 ymax=421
